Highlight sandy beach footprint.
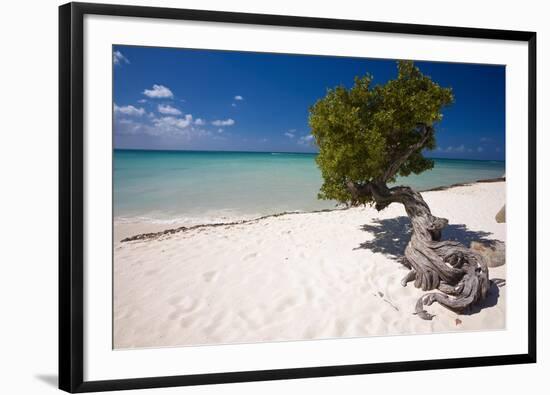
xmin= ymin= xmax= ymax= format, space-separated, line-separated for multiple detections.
xmin=275 ymin=296 xmax=298 ymax=313
xmin=243 ymin=252 xmax=259 ymax=261
xmin=238 ymin=310 xmax=263 ymax=331
xmin=202 ymin=270 xmax=219 ymax=283
xmin=167 ymin=295 xmax=201 ymax=320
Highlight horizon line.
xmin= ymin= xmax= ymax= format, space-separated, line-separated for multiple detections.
xmin=113 ymin=148 xmax=505 ymax=162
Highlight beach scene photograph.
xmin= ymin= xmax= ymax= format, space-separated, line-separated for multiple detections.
xmin=113 ymin=46 xmax=506 ymax=349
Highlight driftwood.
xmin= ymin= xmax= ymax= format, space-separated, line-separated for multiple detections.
xmin=347 ymin=125 xmax=490 ymax=320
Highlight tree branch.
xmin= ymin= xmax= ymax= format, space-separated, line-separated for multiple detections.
xmin=381 ymin=124 xmax=433 ymax=182
xmin=346 ymin=181 xmax=415 ymax=210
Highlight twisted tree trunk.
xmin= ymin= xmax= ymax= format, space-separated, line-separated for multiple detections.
xmin=347 ymin=181 xmax=490 ymax=320
xmin=397 ymin=186 xmax=490 ymax=319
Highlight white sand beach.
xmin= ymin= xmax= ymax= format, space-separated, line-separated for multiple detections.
xmin=114 ymin=181 xmax=506 ymax=349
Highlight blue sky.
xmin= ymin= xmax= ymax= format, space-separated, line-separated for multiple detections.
xmin=113 ymin=45 xmax=505 ymax=160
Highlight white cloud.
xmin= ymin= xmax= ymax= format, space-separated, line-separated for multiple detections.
xmin=212 ymin=118 xmax=235 ymax=126
xmin=114 ymin=104 xmax=145 ymax=116
xmin=436 ymin=145 xmax=478 ymax=154
xmin=157 ymin=104 xmax=182 ymax=115
xmin=115 ymin=113 xmax=213 ymax=141
xmin=284 ymin=131 xmax=295 ymax=139
xmin=194 ymin=118 xmax=205 ymax=126
xmin=231 ymin=96 xmax=244 ymax=107
xmin=148 ymin=114 xmax=212 ymax=139
xmin=138 ymin=99 xmax=147 ymax=103
xmin=298 ymin=134 xmax=315 ymax=145
xmin=443 ymin=144 xmax=466 ymax=153
xmin=217 ymin=128 xmax=224 ymax=133
xmin=114 ymin=118 xmax=143 ymax=135
xmin=153 ymin=114 xmax=193 ymax=130
xmin=143 ymin=84 xmax=174 ymax=99
xmin=113 ymin=50 xmax=129 ymax=65
xmin=480 ymin=137 xmax=492 ymax=143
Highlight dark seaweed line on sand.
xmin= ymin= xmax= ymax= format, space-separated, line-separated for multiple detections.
xmin=120 ymin=177 xmax=504 ymax=243
xmin=420 ymin=176 xmax=504 ymax=192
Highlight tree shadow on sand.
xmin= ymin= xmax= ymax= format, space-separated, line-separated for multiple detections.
xmin=355 ymin=216 xmax=505 ymax=316
xmin=355 ymin=216 xmax=498 ymax=258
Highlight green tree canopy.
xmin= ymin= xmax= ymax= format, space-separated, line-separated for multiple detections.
xmin=309 ymin=60 xmax=453 ymax=205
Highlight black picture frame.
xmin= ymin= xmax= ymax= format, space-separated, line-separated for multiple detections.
xmin=59 ymin=2 xmax=537 ymax=393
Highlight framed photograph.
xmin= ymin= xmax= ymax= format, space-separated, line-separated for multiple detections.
xmin=59 ymin=2 xmax=537 ymax=393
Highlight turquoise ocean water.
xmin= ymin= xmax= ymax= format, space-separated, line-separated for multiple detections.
xmin=114 ymin=149 xmax=505 ymax=223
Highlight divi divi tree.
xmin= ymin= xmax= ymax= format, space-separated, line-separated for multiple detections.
xmin=309 ymin=60 xmax=490 ymax=319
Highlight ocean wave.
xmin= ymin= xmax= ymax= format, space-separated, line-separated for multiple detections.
xmin=114 ymin=212 xmax=262 ymax=227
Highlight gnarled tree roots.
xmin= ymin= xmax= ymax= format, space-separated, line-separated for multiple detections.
xmin=348 ymin=180 xmax=490 ymax=320
xmin=402 ymin=238 xmax=489 ymax=320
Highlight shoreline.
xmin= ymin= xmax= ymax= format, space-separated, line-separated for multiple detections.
xmin=118 ymin=177 xmax=505 ymax=243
